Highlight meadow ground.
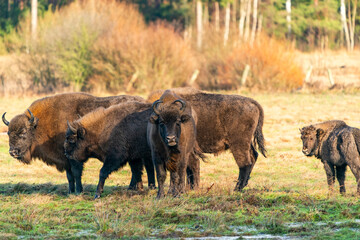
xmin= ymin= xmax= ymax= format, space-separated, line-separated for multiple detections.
xmin=0 ymin=91 xmax=359 ymax=239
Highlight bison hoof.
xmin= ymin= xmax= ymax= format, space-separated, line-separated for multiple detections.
xmin=94 ymin=194 xmax=101 ymax=200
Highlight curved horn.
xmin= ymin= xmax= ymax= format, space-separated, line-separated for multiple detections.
xmin=173 ymin=99 xmax=186 ymax=113
xmin=67 ymin=120 xmax=77 ymax=134
xmin=2 ymin=112 xmax=9 ymax=126
xmin=27 ymin=109 xmax=34 ymax=124
xmin=152 ymin=100 xmax=163 ymax=115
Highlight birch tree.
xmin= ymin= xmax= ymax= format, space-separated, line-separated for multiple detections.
xmin=224 ymin=2 xmax=231 ymax=46
xmin=341 ymin=0 xmax=351 ymax=51
xmin=250 ymin=0 xmax=258 ymax=45
xmin=239 ymin=0 xmax=246 ymax=38
xmin=31 ymin=0 xmax=38 ymax=40
xmin=196 ymin=0 xmax=203 ymax=49
xmin=244 ymin=0 xmax=251 ymax=41
xmin=286 ymin=0 xmax=291 ymax=38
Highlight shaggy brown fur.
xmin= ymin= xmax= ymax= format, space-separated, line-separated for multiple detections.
xmin=301 ymin=120 xmax=360 ymax=194
xmin=64 ymin=102 xmax=156 ymax=198
xmin=148 ymin=87 xmax=266 ymax=191
xmin=3 ymin=92 xmax=145 ymax=194
xmin=148 ymin=90 xmax=201 ymax=198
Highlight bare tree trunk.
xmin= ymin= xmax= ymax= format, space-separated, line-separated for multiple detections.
xmin=250 ymin=0 xmax=258 ymax=45
xmin=196 ymin=0 xmax=203 ymax=49
xmin=203 ymin=2 xmax=209 ymax=28
xmin=224 ymin=2 xmax=231 ymax=46
xmin=239 ymin=0 xmax=246 ymax=39
xmin=31 ymin=0 xmax=38 ymax=40
xmin=232 ymin=0 xmax=237 ymax=24
xmin=286 ymin=0 xmax=291 ymax=38
xmin=244 ymin=0 xmax=252 ymax=41
xmin=215 ymin=2 xmax=220 ymax=32
xmin=341 ymin=0 xmax=351 ymax=51
xmin=257 ymin=14 xmax=263 ymax=39
xmin=350 ymin=0 xmax=357 ymax=51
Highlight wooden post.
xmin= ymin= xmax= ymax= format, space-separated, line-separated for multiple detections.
xmin=327 ymin=68 xmax=334 ymax=86
xmin=240 ymin=64 xmax=250 ymax=86
xmin=304 ymin=65 xmax=313 ymax=83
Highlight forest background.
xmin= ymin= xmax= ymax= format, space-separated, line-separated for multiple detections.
xmin=0 ymin=0 xmax=359 ymax=94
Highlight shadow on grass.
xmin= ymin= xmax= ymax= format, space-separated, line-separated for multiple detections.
xmin=0 ymin=182 xmax=153 ymax=198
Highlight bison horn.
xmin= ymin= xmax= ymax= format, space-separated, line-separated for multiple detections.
xmin=27 ymin=109 xmax=35 ymax=124
xmin=152 ymin=100 xmax=162 ymax=115
xmin=173 ymin=99 xmax=186 ymax=113
xmin=67 ymin=120 xmax=77 ymax=134
xmin=2 ymin=112 xmax=9 ymax=126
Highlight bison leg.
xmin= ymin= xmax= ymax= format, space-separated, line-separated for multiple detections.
xmin=69 ymin=159 xmax=84 ymax=194
xmin=143 ymin=158 xmax=156 ymax=189
xmin=346 ymin=160 xmax=360 ymax=195
xmin=323 ymin=161 xmax=335 ymax=193
xmin=335 ymin=164 xmax=347 ymax=194
xmin=154 ymin=162 xmax=167 ymax=199
xmin=128 ymin=158 xmax=144 ymax=191
xmin=66 ymin=169 xmax=75 ymax=194
xmin=186 ymin=153 xmax=200 ymax=190
xmin=236 ymin=144 xmax=258 ymax=191
xmin=95 ymin=158 xmax=125 ymax=199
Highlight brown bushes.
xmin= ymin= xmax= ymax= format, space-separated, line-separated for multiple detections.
xmin=3 ymin=0 xmax=304 ymax=93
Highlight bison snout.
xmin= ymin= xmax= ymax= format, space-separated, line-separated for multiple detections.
xmin=302 ymin=148 xmax=310 ymax=155
xmin=166 ymin=136 xmax=177 ymax=146
xmin=9 ymin=148 xmax=20 ymax=158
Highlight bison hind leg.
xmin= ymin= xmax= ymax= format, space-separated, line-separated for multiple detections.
xmin=336 ymin=164 xmax=347 ymax=194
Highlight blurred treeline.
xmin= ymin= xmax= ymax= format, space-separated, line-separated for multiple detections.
xmin=3 ymin=0 xmax=354 ymax=93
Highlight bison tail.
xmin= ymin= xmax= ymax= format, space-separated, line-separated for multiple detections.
xmin=253 ymin=102 xmax=267 ymax=158
xmin=193 ymin=141 xmax=207 ymax=162
xmin=352 ymin=128 xmax=360 ymax=155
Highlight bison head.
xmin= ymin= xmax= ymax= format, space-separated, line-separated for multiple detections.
xmin=300 ymin=126 xmax=325 ymax=156
xmin=149 ymin=99 xmax=191 ymax=147
xmin=64 ymin=121 xmax=88 ymax=162
xmin=2 ymin=109 xmax=38 ymax=164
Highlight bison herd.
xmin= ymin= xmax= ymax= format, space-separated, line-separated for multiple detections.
xmin=2 ymin=88 xmax=360 ymax=198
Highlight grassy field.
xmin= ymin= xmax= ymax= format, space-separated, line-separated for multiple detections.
xmin=0 ymin=92 xmax=360 ymax=239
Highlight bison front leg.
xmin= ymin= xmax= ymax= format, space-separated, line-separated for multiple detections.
xmin=155 ymin=162 xmax=167 ymax=199
xmin=323 ymin=161 xmax=335 ymax=193
xmin=69 ymin=159 xmax=84 ymax=194
xmin=66 ymin=169 xmax=75 ymax=194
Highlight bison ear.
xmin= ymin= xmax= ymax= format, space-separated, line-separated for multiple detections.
xmin=149 ymin=114 xmax=158 ymax=124
xmin=316 ymin=129 xmax=325 ymax=139
xmin=181 ymin=114 xmax=191 ymax=123
xmin=77 ymin=126 xmax=86 ymax=139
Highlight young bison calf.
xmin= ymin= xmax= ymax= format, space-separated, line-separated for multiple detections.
xmin=300 ymin=120 xmax=360 ymax=194
xmin=64 ymin=102 xmax=155 ymax=199
xmin=147 ymin=90 xmax=200 ymax=198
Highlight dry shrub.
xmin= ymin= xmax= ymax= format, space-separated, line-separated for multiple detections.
xmin=217 ymin=35 xmax=304 ymax=91
xmin=91 ymin=20 xmax=197 ymax=93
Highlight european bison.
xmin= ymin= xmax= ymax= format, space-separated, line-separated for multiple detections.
xmin=300 ymin=120 xmax=360 ymax=194
xmin=64 ymin=102 xmax=156 ymax=199
xmin=148 ymin=88 xmax=266 ymax=191
xmin=2 ymin=92 xmax=145 ymax=194
xmin=147 ymin=90 xmax=200 ymax=198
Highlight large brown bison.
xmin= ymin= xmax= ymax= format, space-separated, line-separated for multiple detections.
xmin=300 ymin=120 xmax=360 ymax=194
xmin=64 ymin=102 xmax=157 ymax=199
xmin=148 ymin=88 xmax=266 ymax=191
xmin=2 ymin=92 xmax=145 ymax=194
xmin=148 ymin=90 xmax=200 ymax=198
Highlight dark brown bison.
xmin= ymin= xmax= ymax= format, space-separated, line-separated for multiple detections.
xmin=300 ymin=120 xmax=360 ymax=195
xmin=2 ymin=92 xmax=145 ymax=194
xmin=64 ymin=102 xmax=156 ymax=199
xmin=147 ymin=90 xmax=200 ymax=198
xmin=148 ymin=88 xmax=266 ymax=191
